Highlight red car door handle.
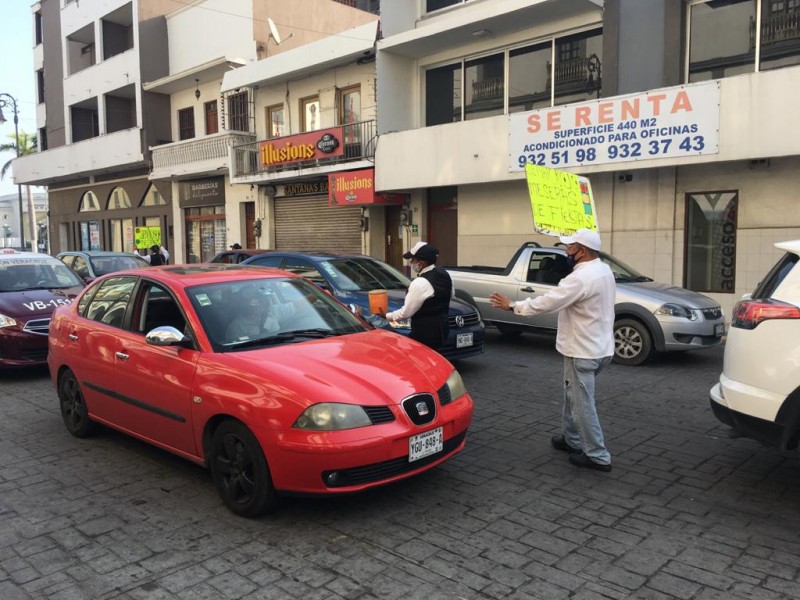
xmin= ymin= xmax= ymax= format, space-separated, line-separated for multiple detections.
xmin=68 ymin=334 xmax=78 ymax=341
xmin=115 ymin=352 xmax=130 ymax=361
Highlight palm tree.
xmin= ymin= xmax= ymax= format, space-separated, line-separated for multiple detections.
xmin=0 ymin=130 xmax=38 ymax=251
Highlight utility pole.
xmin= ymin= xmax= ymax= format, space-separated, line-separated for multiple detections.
xmin=0 ymin=92 xmax=26 ymax=250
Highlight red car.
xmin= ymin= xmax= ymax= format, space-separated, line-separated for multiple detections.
xmin=48 ymin=265 xmax=473 ymax=516
xmin=0 ymin=249 xmax=84 ymax=367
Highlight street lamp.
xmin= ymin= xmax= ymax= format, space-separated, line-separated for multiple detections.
xmin=0 ymin=93 xmax=25 ymax=250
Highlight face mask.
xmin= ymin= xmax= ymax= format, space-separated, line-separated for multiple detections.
xmin=411 ymin=262 xmax=422 ymax=273
xmin=566 ymin=251 xmax=580 ymax=270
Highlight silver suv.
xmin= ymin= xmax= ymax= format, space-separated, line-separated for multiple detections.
xmin=710 ymin=239 xmax=800 ymax=448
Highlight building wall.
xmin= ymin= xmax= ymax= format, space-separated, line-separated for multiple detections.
xmin=40 ymin=0 xmax=66 ymax=148
xmin=253 ymin=62 xmax=376 ymax=138
xmin=253 ymin=0 xmax=377 ymax=58
xmin=452 ymin=154 xmax=800 ymax=324
xmin=166 ymin=0 xmax=256 ymax=72
xmin=138 ymin=13 xmax=169 ymax=83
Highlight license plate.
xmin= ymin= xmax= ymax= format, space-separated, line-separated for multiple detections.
xmin=408 ymin=427 xmax=443 ymax=462
xmin=714 ymin=323 xmax=725 ymax=336
xmin=456 ymin=332 xmax=473 ymax=348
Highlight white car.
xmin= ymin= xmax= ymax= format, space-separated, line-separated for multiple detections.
xmin=710 ymin=239 xmax=800 ymax=449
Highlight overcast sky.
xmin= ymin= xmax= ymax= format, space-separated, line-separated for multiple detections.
xmin=0 ymin=1 xmax=39 ymax=197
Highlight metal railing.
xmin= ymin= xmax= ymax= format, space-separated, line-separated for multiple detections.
xmin=232 ymin=120 xmax=376 ymax=178
xmin=751 ymin=12 xmax=800 ymax=46
xmin=151 ymin=132 xmax=256 ymax=171
xmin=472 ymin=77 xmax=504 ymax=101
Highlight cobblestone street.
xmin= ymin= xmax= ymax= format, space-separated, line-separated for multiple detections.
xmin=2 ymin=331 xmax=800 ymax=599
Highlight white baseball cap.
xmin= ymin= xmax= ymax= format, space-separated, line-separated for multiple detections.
xmin=559 ymin=228 xmax=601 ymax=251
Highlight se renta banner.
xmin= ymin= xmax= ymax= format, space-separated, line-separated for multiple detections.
xmin=509 ymin=81 xmax=720 ymax=172
xmin=525 ymin=164 xmax=598 ymax=236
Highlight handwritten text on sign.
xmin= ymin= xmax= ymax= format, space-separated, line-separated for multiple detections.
xmin=134 ymin=227 xmax=162 ymax=249
xmin=525 ymin=164 xmax=597 ymax=236
xmin=509 ymin=81 xmax=719 ymax=172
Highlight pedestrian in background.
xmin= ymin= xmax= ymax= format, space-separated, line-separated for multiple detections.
xmin=148 ymin=245 xmax=165 ymax=266
xmin=489 ymin=228 xmax=616 ymax=471
xmin=139 ymin=245 xmax=169 ymax=265
xmin=380 ymin=241 xmax=453 ymax=350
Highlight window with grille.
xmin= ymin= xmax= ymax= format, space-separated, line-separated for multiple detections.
xmin=178 ymin=107 xmax=195 ymax=140
xmin=227 ymin=92 xmax=249 ymax=132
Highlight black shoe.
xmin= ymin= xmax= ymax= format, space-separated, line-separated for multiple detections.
xmin=551 ymin=435 xmax=581 ymax=454
xmin=569 ymin=452 xmax=612 ymax=472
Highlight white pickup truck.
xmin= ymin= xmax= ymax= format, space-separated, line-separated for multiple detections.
xmin=445 ymin=242 xmax=725 ymax=366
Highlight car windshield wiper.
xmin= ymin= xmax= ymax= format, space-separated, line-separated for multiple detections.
xmin=616 ymin=274 xmax=652 ymax=283
xmin=224 ymin=333 xmax=298 ymax=349
xmin=283 ymin=328 xmax=341 ymax=338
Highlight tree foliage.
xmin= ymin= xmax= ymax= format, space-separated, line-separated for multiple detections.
xmin=0 ymin=131 xmax=37 ymax=180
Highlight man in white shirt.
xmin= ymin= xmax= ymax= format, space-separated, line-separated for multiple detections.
xmin=138 ymin=246 xmax=169 ymax=264
xmin=490 ymin=229 xmax=615 ymax=471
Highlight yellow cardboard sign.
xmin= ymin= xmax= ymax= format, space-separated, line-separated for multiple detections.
xmin=525 ymin=163 xmax=598 ymax=236
xmin=134 ymin=227 xmax=162 ymax=249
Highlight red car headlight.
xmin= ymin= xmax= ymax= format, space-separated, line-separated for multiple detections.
xmin=293 ymin=403 xmax=372 ymax=431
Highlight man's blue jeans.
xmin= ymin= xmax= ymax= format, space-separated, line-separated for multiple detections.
xmin=562 ymin=355 xmax=612 ymax=465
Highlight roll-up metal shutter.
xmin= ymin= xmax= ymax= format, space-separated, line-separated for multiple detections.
xmin=274 ymin=196 xmax=362 ymax=253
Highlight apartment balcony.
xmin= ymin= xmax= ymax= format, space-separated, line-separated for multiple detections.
xmin=752 ymin=11 xmax=800 ymax=47
xmin=149 ymin=132 xmax=256 ymax=180
xmin=13 ymin=127 xmax=143 ymax=186
xmin=230 ymin=120 xmax=376 ymax=184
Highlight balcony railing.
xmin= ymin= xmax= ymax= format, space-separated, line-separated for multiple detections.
xmin=231 ymin=120 xmax=376 ymax=178
xmin=751 ymin=11 xmax=800 ymax=47
xmin=471 ymin=77 xmax=504 ymax=102
xmin=151 ymin=132 xmax=256 ymax=172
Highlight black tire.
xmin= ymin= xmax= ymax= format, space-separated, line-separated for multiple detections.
xmin=496 ymin=322 xmax=524 ymax=337
xmin=613 ymin=318 xmax=653 ymax=366
xmin=208 ymin=420 xmax=277 ymax=517
xmin=58 ymin=369 xmax=96 ymax=437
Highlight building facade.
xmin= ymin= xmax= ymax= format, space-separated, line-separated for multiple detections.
xmin=220 ymin=18 xmax=406 ymax=265
xmin=145 ymin=0 xmax=378 ymax=263
xmin=375 ymin=0 xmax=800 ymax=320
xmin=15 ymin=0 xmax=175 ymax=257
xmin=14 ymin=0 xmax=377 ymax=263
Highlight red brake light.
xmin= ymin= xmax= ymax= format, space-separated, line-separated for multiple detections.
xmin=731 ymin=299 xmax=800 ymax=330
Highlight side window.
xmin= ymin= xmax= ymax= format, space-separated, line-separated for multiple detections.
xmin=752 ymin=253 xmax=799 ymax=300
xmin=72 ymin=256 xmax=90 ymax=279
xmin=85 ymin=276 xmax=136 ymax=328
xmin=526 ymin=252 xmax=568 ymax=285
xmin=282 ymin=258 xmax=324 ymax=285
xmin=251 ymin=256 xmax=284 ymax=268
xmin=217 ymin=253 xmax=235 ymax=264
xmin=60 ymin=255 xmax=75 ymax=268
xmin=134 ymin=282 xmax=188 ymax=336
